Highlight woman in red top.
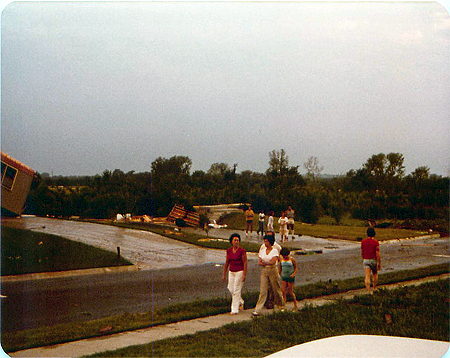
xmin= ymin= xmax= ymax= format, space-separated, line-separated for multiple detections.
xmin=222 ymin=233 xmax=247 ymax=314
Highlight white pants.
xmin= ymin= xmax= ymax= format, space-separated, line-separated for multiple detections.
xmin=228 ymin=270 xmax=244 ymax=313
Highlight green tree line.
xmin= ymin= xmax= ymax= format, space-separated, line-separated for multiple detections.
xmin=24 ymin=151 xmax=448 ymax=232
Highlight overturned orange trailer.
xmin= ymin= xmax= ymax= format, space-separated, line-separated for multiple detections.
xmin=1 ymin=152 xmax=34 ymax=216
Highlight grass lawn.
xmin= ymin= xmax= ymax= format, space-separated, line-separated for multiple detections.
xmin=292 ymin=223 xmax=425 ymax=241
xmin=87 ymin=278 xmax=449 ymax=357
xmin=1 ymin=226 xmax=132 ymax=276
xmin=220 ymin=212 xmax=427 ymax=241
xmin=3 ymin=263 xmax=448 ymax=353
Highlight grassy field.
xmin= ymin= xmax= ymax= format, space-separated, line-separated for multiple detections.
xmin=3 ymin=263 xmax=448 ymax=353
xmin=1 ymin=226 xmax=132 ymax=276
xmin=88 ymin=278 xmax=449 ymax=357
xmin=219 ymin=212 xmax=428 ymax=241
xmin=292 ymin=223 xmax=424 ymax=241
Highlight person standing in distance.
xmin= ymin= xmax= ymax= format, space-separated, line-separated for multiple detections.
xmin=278 ymin=211 xmax=289 ymax=242
xmin=267 ymin=211 xmax=274 ymax=234
xmin=361 ymin=227 xmax=381 ymax=293
xmin=245 ymin=205 xmax=255 ymax=237
xmin=286 ymin=206 xmax=295 ymax=240
xmin=257 ymin=209 xmax=265 ymax=238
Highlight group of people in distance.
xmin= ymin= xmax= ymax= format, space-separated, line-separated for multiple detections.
xmin=223 ymin=209 xmax=382 ymax=315
xmin=245 ymin=205 xmax=296 ymax=242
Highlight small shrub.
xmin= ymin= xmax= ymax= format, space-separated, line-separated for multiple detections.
xmin=376 ymin=222 xmax=393 ymax=228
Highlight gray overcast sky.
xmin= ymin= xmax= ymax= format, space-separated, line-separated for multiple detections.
xmin=1 ymin=1 xmax=449 ymax=177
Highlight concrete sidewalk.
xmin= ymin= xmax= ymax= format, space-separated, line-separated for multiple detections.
xmin=9 ymin=273 xmax=449 ymax=358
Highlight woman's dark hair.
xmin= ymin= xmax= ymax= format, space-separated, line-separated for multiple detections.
xmin=280 ymin=247 xmax=290 ymax=256
xmin=229 ymin=233 xmax=241 ymax=243
xmin=367 ymin=228 xmax=376 ymax=237
xmin=263 ymin=234 xmax=275 ymax=246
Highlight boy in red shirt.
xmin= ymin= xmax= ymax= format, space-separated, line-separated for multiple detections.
xmin=361 ymin=227 xmax=381 ymax=293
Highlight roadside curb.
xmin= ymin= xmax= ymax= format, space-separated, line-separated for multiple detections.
xmin=8 ymin=274 xmax=449 ymax=358
xmin=1 ymin=265 xmax=140 ymax=283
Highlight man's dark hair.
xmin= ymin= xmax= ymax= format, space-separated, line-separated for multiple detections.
xmin=263 ymin=234 xmax=275 ymax=246
xmin=367 ymin=228 xmax=376 ymax=237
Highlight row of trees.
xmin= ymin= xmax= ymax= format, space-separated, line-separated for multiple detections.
xmin=25 ymin=151 xmax=448 ymax=231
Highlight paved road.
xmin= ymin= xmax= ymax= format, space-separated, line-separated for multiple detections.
xmin=1 ymin=217 xmax=448 ymax=332
xmin=10 ymin=274 xmax=450 ymax=358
